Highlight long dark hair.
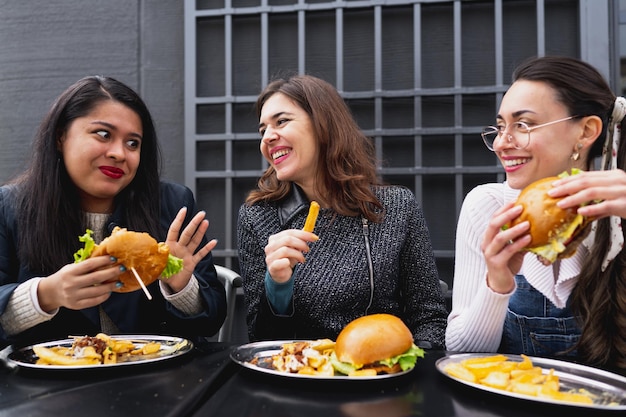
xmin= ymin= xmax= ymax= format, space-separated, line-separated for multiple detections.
xmin=11 ymin=76 xmax=162 ymax=274
xmin=513 ymin=56 xmax=626 ymax=369
xmin=246 ymin=74 xmax=383 ymax=222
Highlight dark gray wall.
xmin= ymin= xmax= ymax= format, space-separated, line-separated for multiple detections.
xmin=0 ymin=0 xmax=185 ymax=184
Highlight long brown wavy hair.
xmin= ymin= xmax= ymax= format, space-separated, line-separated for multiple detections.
xmin=246 ymin=74 xmax=384 ymax=222
xmin=513 ymin=56 xmax=626 ymax=369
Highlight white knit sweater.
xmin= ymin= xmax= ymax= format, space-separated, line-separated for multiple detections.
xmin=445 ymin=182 xmax=589 ymax=352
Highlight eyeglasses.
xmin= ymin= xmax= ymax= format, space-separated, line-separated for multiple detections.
xmin=481 ymin=115 xmax=578 ymax=151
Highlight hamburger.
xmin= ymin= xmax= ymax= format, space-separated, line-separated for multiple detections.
xmin=73 ymin=227 xmax=183 ymax=293
xmin=506 ymin=169 xmax=595 ymax=265
xmin=330 ymin=314 xmax=424 ymax=376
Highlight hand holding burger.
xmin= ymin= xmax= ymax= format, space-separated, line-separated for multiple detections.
xmin=505 ymin=169 xmax=595 ymax=265
xmin=74 ymin=227 xmax=183 ymax=293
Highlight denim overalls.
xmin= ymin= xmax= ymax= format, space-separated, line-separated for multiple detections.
xmin=499 ymin=275 xmax=581 ymax=358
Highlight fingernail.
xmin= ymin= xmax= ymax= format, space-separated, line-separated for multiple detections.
xmin=115 ymin=282 xmax=123 ymax=288
xmin=119 ymin=265 xmax=127 ymax=272
xmin=110 ymin=256 xmax=117 ymax=262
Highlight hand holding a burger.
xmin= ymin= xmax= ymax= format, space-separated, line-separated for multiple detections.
xmin=481 ymin=169 xmax=607 ymax=292
xmin=38 ymin=206 xmax=217 ymax=311
xmin=38 ymin=254 xmax=128 ymax=312
xmin=480 ymin=202 xmax=532 ymax=294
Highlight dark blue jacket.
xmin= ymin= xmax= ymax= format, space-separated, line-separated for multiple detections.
xmin=0 ymin=181 xmax=226 ymax=348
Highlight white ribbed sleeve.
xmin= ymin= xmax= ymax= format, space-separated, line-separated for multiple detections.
xmin=445 ymin=183 xmax=513 ymax=352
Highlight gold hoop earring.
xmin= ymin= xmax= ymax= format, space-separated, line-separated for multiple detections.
xmin=571 ymin=143 xmax=583 ymax=161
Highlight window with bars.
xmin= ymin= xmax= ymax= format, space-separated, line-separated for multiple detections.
xmin=184 ymin=0 xmax=610 ymax=289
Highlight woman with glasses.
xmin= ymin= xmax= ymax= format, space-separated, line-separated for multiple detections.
xmin=446 ymin=56 xmax=626 ymax=371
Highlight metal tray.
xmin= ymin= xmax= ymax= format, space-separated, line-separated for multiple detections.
xmin=436 ymin=353 xmax=626 ymax=410
xmin=7 ymin=334 xmax=193 ymax=370
xmin=230 ymin=339 xmax=414 ymax=380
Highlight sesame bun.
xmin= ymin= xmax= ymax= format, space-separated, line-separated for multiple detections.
xmin=91 ymin=227 xmax=170 ymax=293
xmin=335 ymin=314 xmax=413 ymax=366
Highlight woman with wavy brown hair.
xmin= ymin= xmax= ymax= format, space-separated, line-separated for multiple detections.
xmin=238 ymin=75 xmax=448 ymax=346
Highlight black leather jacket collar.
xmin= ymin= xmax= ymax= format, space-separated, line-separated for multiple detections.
xmin=278 ymin=184 xmax=310 ymax=227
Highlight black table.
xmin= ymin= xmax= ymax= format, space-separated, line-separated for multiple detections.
xmin=0 ymin=344 xmax=622 ymax=417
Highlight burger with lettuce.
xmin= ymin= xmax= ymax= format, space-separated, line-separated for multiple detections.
xmin=73 ymin=227 xmax=183 ymax=293
xmin=330 ymin=314 xmax=424 ymax=376
xmin=506 ymin=169 xmax=596 ymax=265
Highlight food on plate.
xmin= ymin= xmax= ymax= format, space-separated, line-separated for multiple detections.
xmin=303 ymin=201 xmax=320 ymax=232
xmin=443 ymin=354 xmax=595 ymax=405
xmin=267 ymin=339 xmax=336 ymax=376
xmin=73 ymin=227 xmax=183 ymax=293
xmin=249 ymin=314 xmax=424 ymax=378
xmin=505 ymin=169 xmax=595 ymax=264
xmin=330 ymin=314 xmax=424 ymax=376
xmin=32 ymin=333 xmax=162 ymax=366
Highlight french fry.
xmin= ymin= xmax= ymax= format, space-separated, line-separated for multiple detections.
xmin=303 ymin=201 xmax=320 ymax=232
xmin=443 ymin=362 xmax=477 ymax=383
xmin=480 ymin=371 xmax=510 ymax=389
xmin=103 ymin=347 xmax=117 ymax=364
xmin=310 ymin=338 xmax=335 ymax=352
xmin=131 ymin=341 xmax=161 ymax=355
xmin=33 ymin=346 xmax=101 ymax=366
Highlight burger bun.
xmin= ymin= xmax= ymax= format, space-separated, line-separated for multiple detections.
xmin=508 ymin=174 xmax=594 ymax=263
xmin=91 ymin=227 xmax=170 ymax=293
xmin=335 ymin=314 xmax=413 ymax=366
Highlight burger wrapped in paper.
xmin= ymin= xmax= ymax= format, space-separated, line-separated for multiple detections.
xmin=330 ymin=314 xmax=424 ymax=376
xmin=506 ymin=169 xmax=595 ymax=265
xmin=73 ymin=227 xmax=183 ymax=293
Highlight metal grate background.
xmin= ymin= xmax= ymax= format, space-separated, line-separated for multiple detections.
xmin=184 ymin=0 xmax=612 ymax=289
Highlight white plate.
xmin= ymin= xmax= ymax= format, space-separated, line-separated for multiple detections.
xmin=230 ymin=340 xmax=414 ymax=380
xmin=7 ymin=334 xmax=193 ymax=370
xmin=436 ymin=353 xmax=626 ymax=410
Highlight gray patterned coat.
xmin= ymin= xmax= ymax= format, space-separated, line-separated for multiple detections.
xmin=237 ymin=184 xmax=447 ymax=348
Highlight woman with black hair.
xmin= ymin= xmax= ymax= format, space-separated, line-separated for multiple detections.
xmin=0 ymin=76 xmax=226 ymax=348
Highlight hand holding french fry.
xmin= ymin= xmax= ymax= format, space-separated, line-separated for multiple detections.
xmin=264 ymin=201 xmax=320 ymax=283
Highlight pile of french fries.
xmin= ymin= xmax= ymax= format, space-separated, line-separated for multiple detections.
xmin=443 ymin=354 xmax=594 ymax=405
xmin=33 ymin=333 xmax=162 ymax=366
